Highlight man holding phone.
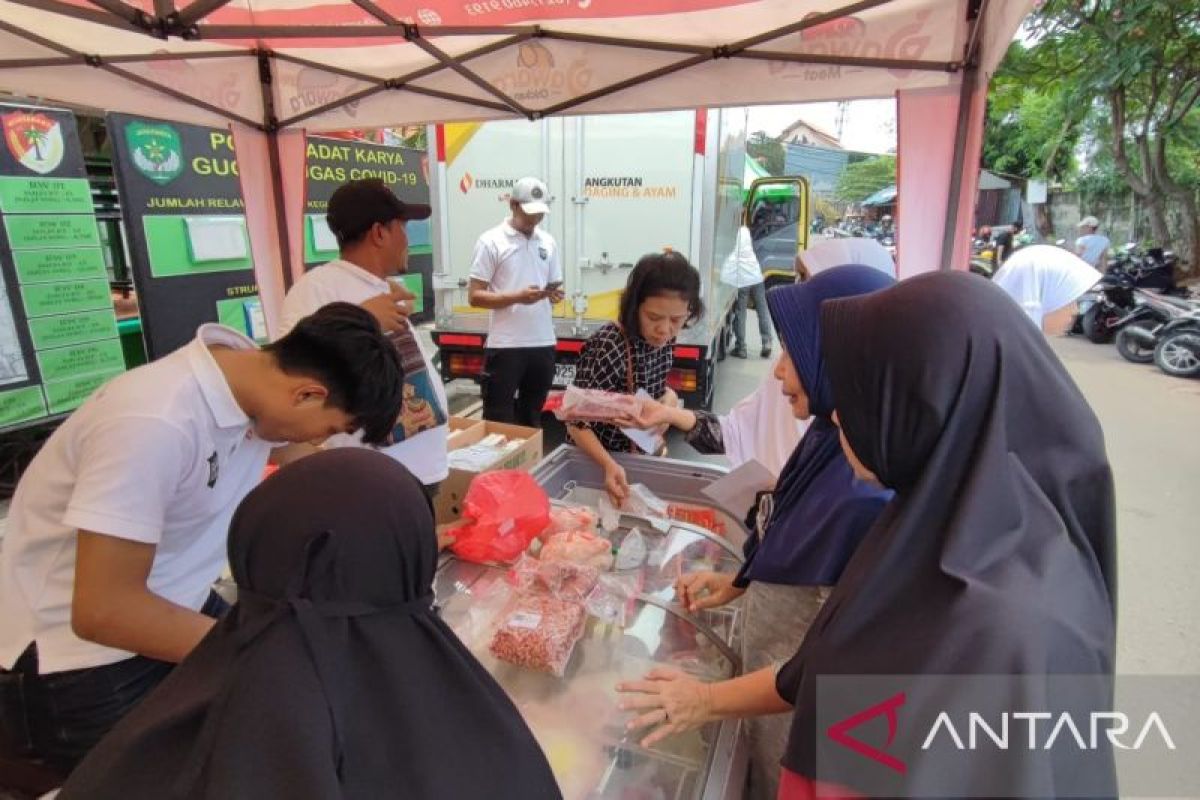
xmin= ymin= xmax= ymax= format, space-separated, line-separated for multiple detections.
xmin=468 ymin=176 xmax=564 ymax=427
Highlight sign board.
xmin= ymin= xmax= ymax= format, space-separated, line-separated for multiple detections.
xmin=304 ymin=136 xmax=433 ymax=322
xmin=109 ymin=113 xmax=265 ymax=358
xmin=1026 ymin=178 xmax=1048 ymax=205
xmin=0 ymin=102 xmax=126 ymax=431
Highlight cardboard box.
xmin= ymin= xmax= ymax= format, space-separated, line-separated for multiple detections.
xmin=434 ymin=420 xmax=544 ymax=524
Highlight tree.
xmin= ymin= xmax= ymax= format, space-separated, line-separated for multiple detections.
xmin=747 ymin=131 xmax=785 ymax=176
xmin=1029 ymin=1 xmax=1200 ymax=272
xmin=835 ymin=155 xmax=895 ymax=203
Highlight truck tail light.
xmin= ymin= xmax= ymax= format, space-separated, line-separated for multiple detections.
xmin=448 ymin=353 xmax=485 ymax=377
xmin=667 ymin=368 xmax=698 ymax=393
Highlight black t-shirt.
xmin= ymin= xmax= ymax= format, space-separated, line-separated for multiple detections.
xmin=995 ymin=229 xmax=1015 ymax=262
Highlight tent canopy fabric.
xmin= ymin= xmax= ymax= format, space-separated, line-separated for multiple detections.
xmin=0 ymin=0 xmax=1032 ymax=132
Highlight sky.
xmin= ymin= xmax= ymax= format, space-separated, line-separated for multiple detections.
xmin=746 ymin=99 xmax=897 ymax=154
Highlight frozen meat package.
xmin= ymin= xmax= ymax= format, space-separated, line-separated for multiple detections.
xmin=489 ymin=594 xmax=588 ymax=677
xmin=552 ymin=386 xmax=645 ymax=423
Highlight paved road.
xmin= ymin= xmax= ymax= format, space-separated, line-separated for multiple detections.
xmin=679 ymin=335 xmax=1200 ymax=675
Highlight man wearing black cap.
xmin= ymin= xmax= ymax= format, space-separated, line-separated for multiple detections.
xmin=279 ymin=179 xmax=450 ymax=492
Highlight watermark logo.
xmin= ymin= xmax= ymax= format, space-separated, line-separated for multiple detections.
xmin=493 ymin=42 xmax=593 ymax=103
xmin=827 ymin=691 xmax=907 ymax=774
xmin=291 ymin=68 xmax=360 ymax=119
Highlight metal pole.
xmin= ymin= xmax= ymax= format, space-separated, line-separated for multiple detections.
xmin=258 ymin=51 xmax=295 ymax=292
xmin=938 ymin=62 xmax=979 ymax=272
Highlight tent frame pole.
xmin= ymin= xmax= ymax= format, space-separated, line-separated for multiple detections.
xmin=938 ymin=0 xmax=988 ymax=271
xmin=257 ymin=50 xmax=295 ymax=292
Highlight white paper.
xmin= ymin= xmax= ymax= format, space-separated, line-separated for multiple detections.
xmin=309 ymin=213 xmax=339 ymax=252
xmin=185 ymin=216 xmax=249 ymax=261
xmin=700 ymin=458 xmax=777 ymax=516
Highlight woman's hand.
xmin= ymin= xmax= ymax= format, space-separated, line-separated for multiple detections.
xmin=617 ymin=667 xmax=716 ymax=747
xmin=604 ymin=461 xmax=630 ymax=505
xmin=675 ymin=571 xmax=744 ymax=613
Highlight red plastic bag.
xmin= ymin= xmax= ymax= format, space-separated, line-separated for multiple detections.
xmin=448 ymin=470 xmax=550 ymax=565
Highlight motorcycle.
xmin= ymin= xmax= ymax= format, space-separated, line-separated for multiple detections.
xmin=969 ymin=236 xmax=997 ymax=278
xmin=1075 ymin=245 xmax=1186 ymax=343
xmin=1153 ymin=313 xmax=1200 ymax=379
xmin=1112 ymin=291 xmax=1198 ymax=364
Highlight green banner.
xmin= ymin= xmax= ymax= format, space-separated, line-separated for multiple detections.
xmin=143 ymin=214 xmax=253 ymax=278
xmin=0 ymin=386 xmax=48 ymax=427
xmin=20 ymin=278 xmax=112 ymax=318
xmin=395 ymin=274 xmax=425 ymax=313
xmin=43 ymin=370 xmax=119 ymax=415
xmin=36 ymin=338 xmax=125 ymax=383
xmin=12 ymin=247 xmax=107 ymax=284
xmin=0 ymin=176 xmax=93 ymax=214
xmin=28 ymin=309 xmax=120 ymax=351
xmin=3 ymin=213 xmax=99 ymax=249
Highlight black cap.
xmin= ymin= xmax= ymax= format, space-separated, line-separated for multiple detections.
xmin=326 ymin=178 xmax=432 ymax=247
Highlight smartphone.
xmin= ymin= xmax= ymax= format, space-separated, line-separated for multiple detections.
xmin=545 ymin=281 xmax=563 ymax=292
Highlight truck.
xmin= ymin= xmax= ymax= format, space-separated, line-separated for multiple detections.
xmin=427 ymin=108 xmax=810 ymax=410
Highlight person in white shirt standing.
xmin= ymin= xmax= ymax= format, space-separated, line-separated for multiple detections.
xmin=723 ymin=224 xmax=773 ymax=359
xmin=279 ymin=179 xmax=450 ymax=492
xmin=468 ymin=177 xmax=565 ymax=427
xmin=1075 ymin=215 xmax=1111 ymax=270
xmin=0 ymin=305 xmax=403 ymax=776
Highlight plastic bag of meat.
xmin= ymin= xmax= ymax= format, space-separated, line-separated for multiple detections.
xmin=540 ymin=505 xmax=598 ymax=542
xmin=584 ymin=572 xmax=642 ymax=627
xmin=448 ymin=470 xmax=550 ymax=565
xmin=552 ymin=386 xmax=645 ymax=423
xmin=489 ymin=594 xmax=588 ymax=676
xmin=541 ymin=529 xmax=614 ymax=571
xmin=509 ymin=555 xmax=600 ymax=602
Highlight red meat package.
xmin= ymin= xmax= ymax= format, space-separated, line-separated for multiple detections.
xmin=448 ymin=471 xmax=550 ymax=565
xmin=552 ymin=386 xmax=645 ymax=423
xmin=510 ymin=555 xmax=600 ymax=602
xmin=540 ymin=529 xmax=614 ymax=571
xmin=488 ymin=594 xmax=588 ymax=676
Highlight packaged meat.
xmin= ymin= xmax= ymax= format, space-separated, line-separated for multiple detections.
xmin=553 ymin=385 xmax=645 ymax=423
xmin=584 ymin=572 xmax=642 ymax=627
xmin=510 ymin=555 xmax=600 ymax=602
xmin=489 ymin=594 xmax=588 ymax=676
xmin=541 ymin=529 xmax=614 ymax=571
xmin=541 ymin=505 xmax=598 ymax=541
xmin=667 ymin=504 xmax=726 ymax=536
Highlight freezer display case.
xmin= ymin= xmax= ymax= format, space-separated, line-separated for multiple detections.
xmin=434 ymin=446 xmax=750 ymax=800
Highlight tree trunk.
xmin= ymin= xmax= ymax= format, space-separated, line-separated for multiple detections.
xmin=1143 ymin=195 xmax=1172 ymax=247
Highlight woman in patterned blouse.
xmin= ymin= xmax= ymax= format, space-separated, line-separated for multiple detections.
xmin=569 ymin=252 xmax=704 ymax=503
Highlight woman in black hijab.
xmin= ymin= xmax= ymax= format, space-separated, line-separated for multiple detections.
xmin=776 ymin=272 xmax=1117 ymax=799
xmin=60 ymin=448 xmax=561 ymax=800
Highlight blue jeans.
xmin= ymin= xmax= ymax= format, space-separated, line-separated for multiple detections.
xmin=734 ymin=282 xmax=772 ymax=351
xmin=0 ymin=590 xmax=229 ymax=775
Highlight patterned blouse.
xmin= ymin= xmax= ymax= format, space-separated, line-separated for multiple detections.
xmin=572 ymin=322 xmax=675 ymax=453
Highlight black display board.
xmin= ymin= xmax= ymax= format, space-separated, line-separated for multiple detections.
xmin=109 ymin=114 xmax=265 ymax=359
xmin=303 ymin=136 xmax=433 ymax=324
xmin=0 ymin=102 xmax=126 ymax=431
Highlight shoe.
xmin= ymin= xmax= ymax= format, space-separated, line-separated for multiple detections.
xmin=731 ymin=346 xmax=748 ymax=359
xmin=760 ymin=345 xmax=772 ymax=358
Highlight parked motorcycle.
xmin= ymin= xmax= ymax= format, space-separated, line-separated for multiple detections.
xmin=1153 ymin=313 xmax=1200 ymax=379
xmin=1112 ymin=291 xmax=1197 ymax=364
xmin=1075 ymin=245 xmax=1187 ymax=343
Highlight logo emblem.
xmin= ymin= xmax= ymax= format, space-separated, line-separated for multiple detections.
xmin=460 ymin=172 xmax=474 ymax=194
xmin=538 ymin=246 xmax=548 ymax=260
xmin=206 ymin=451 xmax=219 ymax=488
xmin=2 ymin=112 xmax=65 ymax=175
xmin=827 ymin=691 xmax=907 ymax=774
xmin=126 ymin=121 xmax=184 ymax=185
xmin=530 ymin=185 xmax=544 ymax=199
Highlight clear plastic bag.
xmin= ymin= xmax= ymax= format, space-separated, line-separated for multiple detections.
xmin=584 ymin=572 xmax=643 ymax=627
xmin=540 ymin=529 xmax=614 ymax=571
xmin=509 ymin=554 xmax=600 ymax=602
xmin=488 ymin=594 xmax=588 ymax=676
xmin=552 ymin=385 xmax=645 ymax=423
xmin=614 ymin=527 xmax=648 ymax=571
xmin=541 ymin=505 xmax=598 ymax=541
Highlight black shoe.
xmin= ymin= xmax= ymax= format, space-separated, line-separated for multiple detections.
xmin=760 ymin=345 xmax=772 ymax=358
xmin=731 ymin=346 xmax=748 ymax=359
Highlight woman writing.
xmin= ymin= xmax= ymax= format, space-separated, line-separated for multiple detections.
xmin=568 ymin=251 xmax=704 ymax=503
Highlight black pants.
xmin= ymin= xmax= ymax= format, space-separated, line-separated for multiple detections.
xmin=0 ymin=590 xmax=229 ymax=776
xmin=482 ymin=346 xmax=556 ymax=428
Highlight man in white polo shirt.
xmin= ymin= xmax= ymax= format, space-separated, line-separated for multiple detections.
xmin=279 ymin=179 xmax=449 ymax=492
xmin=0 ymin=304 xmax=402 ymax=774
xmin=468 ymin=176 xmax=565 ymax=427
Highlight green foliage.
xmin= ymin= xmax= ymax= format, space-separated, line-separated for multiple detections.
xmin=835 ymin=155 xmax=896 ymax=203
xmin=747 ymin=131 xmax=785 ymax=176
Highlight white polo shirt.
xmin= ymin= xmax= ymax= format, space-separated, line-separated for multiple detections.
xmin=0 ymin=325 xmax=272 ymax=673
xmin=278 ymin=259 xmax=449 ymax=486
xmin=469 ymin=220 xmax=562 ymax=348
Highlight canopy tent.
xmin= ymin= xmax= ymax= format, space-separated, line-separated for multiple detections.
xmin=0 ymin=0 xmax=1035 ymax=332
xmin=862 ymin=184 xmax=897 ymax=207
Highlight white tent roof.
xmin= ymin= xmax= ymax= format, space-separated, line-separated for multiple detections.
xmin=0 ymin=0 xmax=1032 ymax=131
